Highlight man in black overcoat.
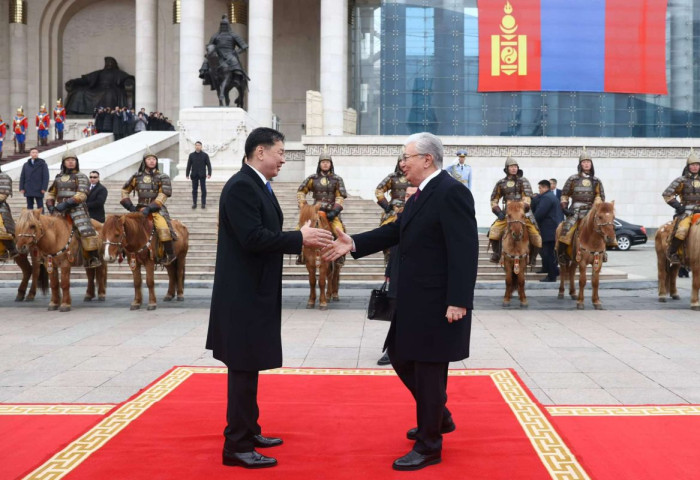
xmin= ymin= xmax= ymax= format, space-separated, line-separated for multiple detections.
xmin=533 ymin=180 xmax=563 ymax=281
xmin=206 ymin=128 xmax=333 ymax=469
xmin=186 ymin=141 xmax=212 ymax=209
xmin=323 ymin=132 xmax=478 ymax=471
xmin=86 ymin=170 xmax=108 ymax=223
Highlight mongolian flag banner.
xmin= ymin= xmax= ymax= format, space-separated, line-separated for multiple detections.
xmin=477 ymin=0 xmax=668 ymax=94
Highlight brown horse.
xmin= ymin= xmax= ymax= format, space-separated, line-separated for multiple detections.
xmin=556 ymin=201 xmax=617 ymax=310
xmin=15 ymin=209 xmax=107 ymax=312
xmin=103 ymin=213 xmax=189 ymax=310
xmin=0 ymin=251 xmax=48 ymax=302
xmin=655 ymin=218 xmax=700 ymax=308
xmin=298 ymin=204 xmax=340 ymax=310
xmin=500 ymin=201 xmax=531 ymax=308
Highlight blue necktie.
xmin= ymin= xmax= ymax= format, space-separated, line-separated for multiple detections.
xmin=265 ymin=181 xmax=273 ymax=196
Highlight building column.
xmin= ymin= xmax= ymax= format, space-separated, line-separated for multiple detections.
xmin=179 ymin=0 xmax=204 ymax=109
xmin=248 ymin=0 xmax=273 ymax=126
xmin=670 ymin=0 xmax=693 ymax=115
xmin=136 ymin=0 xmax=158 ymax=112
xmin=320 ymin=0 xmax=348 ymax=135
xmin=9 ymin=22 xmax=27 ymax=113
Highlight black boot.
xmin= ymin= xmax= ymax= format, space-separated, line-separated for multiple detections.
xmin=529 ymin=246 xmax=540 ymax=267
xmin=162 ymin=241 xmax=176 ymax=265
xmin=86 ymin=250 xmax=102 ymax=268
xmin=668 ymin=237 xmax=683 ymax=265
xmin=1 ymin=240 xmax=19 ymax=259
xmin=557 ymin=243 xmax=569 ymax=264
xmin=489 ymin=240 xmax=501 ymax=263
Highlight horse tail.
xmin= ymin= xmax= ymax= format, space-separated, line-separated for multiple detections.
xmin=38 ymin=263 xmax=49 ymax=295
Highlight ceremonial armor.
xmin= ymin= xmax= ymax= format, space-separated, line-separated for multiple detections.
xmin=0 ymin=171 xmax=17 ymax=259
xmin=297 ymin=174 xmax=347 ymax=212
xmin=121 ymin=170 xmax=175 ymax=243
xmin=375 ymin=171 xmax=410 ymax=225
xmin=558 ymin=173 xmax=605 ymax=245
xmin=47 ymin=172 xmax=99 ymax=248
xmin=663 ymin=153 xmax=700 ymax=264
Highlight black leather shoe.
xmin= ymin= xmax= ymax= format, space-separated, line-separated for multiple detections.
xmin=252 ymin=434 xmax=283 ymax=448
xmin=406 ymin=417 xmax=455 ymax=440
xmin=222 ymin=450 xmax=277 ymax=468
xmin=377 ymin=352 xmax=391 ymax=366
xmin=192 ymin=204 xmax=197 ymax=209
xmin=202 ymin=204 xmax=206 ymax=209
xmin=392 ymin=449 xmax=441 ymax=471
xmin=539 ymin=277 xmax=557 ymax=282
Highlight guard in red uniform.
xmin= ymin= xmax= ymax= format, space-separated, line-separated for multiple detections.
xmin=13 ymin=107 xmax=28 ymax=154
xmin=36 ymin=105 xmax=51 ymax=147
xmin=53 ymin=99 xmax=66 ymax=141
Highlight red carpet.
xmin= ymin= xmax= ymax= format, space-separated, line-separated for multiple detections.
xmin=547 ymin=405 xmax=700 ymax=480
xmin=21 ymin=368 xmax=585 ymax=480
xmin=0 ymin=404 xmax=114 ymax=480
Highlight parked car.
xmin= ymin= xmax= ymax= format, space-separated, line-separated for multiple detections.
xmin=613 ymin=218 xmax=647 ymax=251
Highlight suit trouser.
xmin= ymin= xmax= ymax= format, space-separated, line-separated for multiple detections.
xmin=388 ymin=342 xmax=451 ymax=455
xmin=26 ymin=197 xmax=43 ymax=210
xmin=541 ymin=240 xmax=558 ymax=279
xmin=191 ymin=176 xmax=207 ymax=205
xmin=224 ymin=368 xmax=261 ymax=453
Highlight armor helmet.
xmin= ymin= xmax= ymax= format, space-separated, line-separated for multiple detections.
xmin=394 ymin=154 xmax=403 ymax=174
xmin=687 ymin=150 xmax=699 ymax=166
xmin=16 ymin=106 xmax=23 ymax=115
xmin=219 ymin=14 xmax=231 ymax=33
xmin=316 ymin=149 xmax=334 ymax=174
xmin=60 ymin=148 xmax=80 ymax=173
xmin=503 ymin=156 xmax=522 ymax=176
xmin=577 ymin=147 xmax=595 ymax=176
xmin=138 ymin=148 xmax=159 ymax=173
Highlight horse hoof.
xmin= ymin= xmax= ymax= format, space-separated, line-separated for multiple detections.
xmin=319 ymin=305 xmax=328 ymax=311
xmin=25 ymin=296 xmax=35 ymax=302
xmin=59 ymin=306 xmax=71 ymax=312
xmin=672 ymin=295 xmax=681 ymax=300
xmin=176 ymin=296 xmax=184 ymax=302
xmin=594 ymin=304 xmax=604 ymax=310
xmin=147 ymin=305 xmax=157 ymax=311
xmin=570 ymin=295 xmax=577 ymax=300
xmin=83 ymin=296 xmax=93 ymax=302
xmin=306 ymin=303 xmax=314 ymax=309
xmin=98 ymin=296 xmax=106 ymax=302
xmin=14 ymin=296 xmax=24 ymax=302
xmin=557 ymin=293 xmax=564 ymax=300
xmin=576 ymin=303 xmax=584 ymax=310
xmin=48 ymin=305 xmax=58 ymax=311
xmin=520 ymin=303 xmax=528 ymax=309
xmin=502 ymin=302 xmax=510 ymax=308
xmin=658 ymin=297 xmax=666 ymax=303
xmin=691 ymin=305 xmax=700 ymax=311
xmin=163 ymin=295 xmax=173 ymax=302
xmin=130 ymin=304 xmax=141 ymax=311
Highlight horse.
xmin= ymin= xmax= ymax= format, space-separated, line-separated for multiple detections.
xmin=298 ymin=204 xmax=341 ymax=310
xmin=555 ymin=201 xmax=617 ymax=310
xmin=15 ymin=209 xmax=107 ymax=312
xmin=103 ymin=213 xmax=189 ymax=311
xmin=499 ymin=201 xmax=531 ymax=308
xmin=204 ymin=46 xmax=248 ymax=108
xmin=656 ymin=219 xmax=695 ymax=307
xmin=0 ymin=251 xmax=48 ymax=302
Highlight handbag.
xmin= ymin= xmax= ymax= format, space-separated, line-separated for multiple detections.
xmin=367 ymin=281 xmax=393 ymax=321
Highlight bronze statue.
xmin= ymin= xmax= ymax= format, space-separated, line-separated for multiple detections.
xmin=64 ymin=57 xmax=135 ymax=115
xmin=199 ymin=15 xmax=249 ymax=109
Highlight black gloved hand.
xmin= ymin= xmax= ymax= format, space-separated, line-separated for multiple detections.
xmin=120 ymin=198 xmax=138 ymax=212
xmin=326 ymin=210 xmax=337 ymax=221
xmin=141 ymin=206 xmax=151 ymax=217
xmin=55 ymin=202 xmax=69 ymax=212
xmin=497 ymin=211 xmax=506 ymax=221
xmin=147 ymin=202 xmax=161 ymax=213
xmin=47 ymin=205 xmax=55 ymax=214
xmin=383 ymin=204 xmax=393 ymax=214
xmin=669 ymin=200 xmax=685 ymax=216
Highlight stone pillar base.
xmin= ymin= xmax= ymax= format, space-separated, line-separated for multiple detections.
xmin=176 ymin=108 xmax=256 ymax=181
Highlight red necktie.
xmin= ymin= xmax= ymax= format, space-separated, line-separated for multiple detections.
xmin=414 ymin=188 xmax=422 ymax=201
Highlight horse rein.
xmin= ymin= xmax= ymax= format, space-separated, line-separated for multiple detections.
xmin=506 ymin=218 xmax=526 ymax=240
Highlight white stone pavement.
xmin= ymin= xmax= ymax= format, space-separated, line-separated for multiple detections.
xmin=2 ymin=244 xmax=700 ymax=407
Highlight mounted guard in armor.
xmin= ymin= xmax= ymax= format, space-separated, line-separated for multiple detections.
xmin=557 ymin=149 xmax=607 ymax=262
xmin=375 ymin=155 xmax=411 ymax=226
xmin=199 ymin=15 xmax=249 ymax=108
xmin=45 ymin=150 xmax=102 ymax=268
xmin=488 ymin=157 xmax=542 ymax=264
xmin=120 ymin=151 xmax=177 ymax=266
xmin=0 ymin=166 xmax=19 ymax=260
xmin=663 ymin=151 xmax=700 ymax=265
xmin=297 ymin=152 xmax=348 ymax=234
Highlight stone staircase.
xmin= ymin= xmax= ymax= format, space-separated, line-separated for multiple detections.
xmin=0 ymin=139 xmax=71 ymax=166
xmin=0 ymin=180 xmax=627 ymax=284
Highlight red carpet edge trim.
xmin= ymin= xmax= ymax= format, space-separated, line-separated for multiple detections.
xmin=546 ymin=405 xmax=700 ymax=416
xmin=21 ymin=367 xmax=590 ymax=480
xmin=0 ymin=404 xmax=116 ymax=415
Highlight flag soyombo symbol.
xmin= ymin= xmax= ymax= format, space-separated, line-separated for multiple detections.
xmin=491 ymin=1 xmax=527 ymax=77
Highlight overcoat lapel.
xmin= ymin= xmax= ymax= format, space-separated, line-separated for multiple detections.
xmin=400 ymin=171 xmax=445 ymax=232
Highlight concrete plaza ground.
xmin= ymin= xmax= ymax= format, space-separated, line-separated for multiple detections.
xmin=2 ymin=243 xmax=700 ymax=407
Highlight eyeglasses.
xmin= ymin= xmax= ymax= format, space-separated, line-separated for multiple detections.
xmin=89 ymin=176 xmax=99 ymax=179
xmin=400 ymin=153 xmax=426 ymax=162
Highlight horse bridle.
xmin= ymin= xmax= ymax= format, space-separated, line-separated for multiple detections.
xmin=506 ymin=218 xmax=526 ymax=240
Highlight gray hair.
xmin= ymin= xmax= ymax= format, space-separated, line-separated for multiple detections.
xmin=405 ymin=132 xmax=443 ymax=169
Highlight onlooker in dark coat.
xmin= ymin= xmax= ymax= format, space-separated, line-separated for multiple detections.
xmin=101 ymin=108 xmax=114 ymax=133
xmin=86 ymin=171 xmax=108 ymax=223
xmin=550 ymin=178 xmax=562 ymax=200
xmin=533 ymin=180 xmax=563 ymax=281
xmin=186 ymin=141 xmax=212 ymax=209
xmin=19 ymin=148 xmax=50 ymax=210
